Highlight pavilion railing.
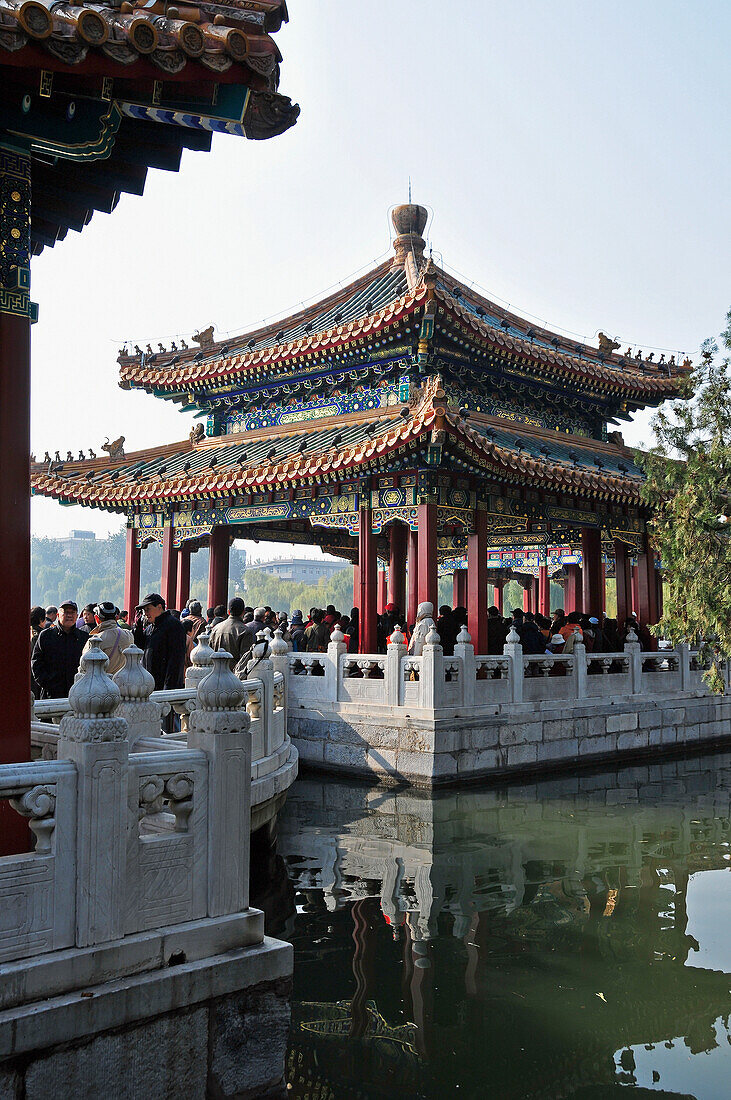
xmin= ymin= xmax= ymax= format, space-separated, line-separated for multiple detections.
xmin=287 ymin=628 xmax=727 ymax=713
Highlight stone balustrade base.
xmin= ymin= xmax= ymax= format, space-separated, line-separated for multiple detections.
xmin=289 ymin=692 xmax=731 ymax=788
xmin=0 ymin=926 xmax=292 ymax=1100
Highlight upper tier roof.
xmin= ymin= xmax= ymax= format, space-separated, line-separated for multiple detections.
xmin=117 ymin=203 xmax=691 ymax=409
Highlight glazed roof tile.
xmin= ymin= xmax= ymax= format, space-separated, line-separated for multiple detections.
xmin=118 ymin=254 xmax=689 ymax=405
xmin=31 ymin=383 xmax=647 ymax=511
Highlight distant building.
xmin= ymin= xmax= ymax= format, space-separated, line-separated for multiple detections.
xmin=58 ymin=530 xmax=96 ymax=560
xmin=245 ymin=558 xmax=348 ymax=585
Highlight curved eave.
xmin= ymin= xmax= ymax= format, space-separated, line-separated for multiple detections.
xmin=435 ymin=288 xmax=688 ymax=405
xmin=119 ymin=282 xmax=427 ymax=393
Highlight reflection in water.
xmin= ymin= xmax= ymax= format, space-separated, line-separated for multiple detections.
xmin=252 ymin=751 xmax=731 ymax=1099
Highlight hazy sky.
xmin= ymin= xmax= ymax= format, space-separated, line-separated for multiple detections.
xmin=30 ymin=0 xmax=731 ymax=560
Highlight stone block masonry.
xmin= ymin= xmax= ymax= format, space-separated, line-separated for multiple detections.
xmin=286 ymin=631 xmax=731 ymax=788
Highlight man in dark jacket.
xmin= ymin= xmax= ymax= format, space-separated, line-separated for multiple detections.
xmin=31 ymin=599 xmax=88 ymax=698
xmin=133 ymin=593 xmax=186 ymax=691
xmin=487 ymin=605 xmax=509 ymax=654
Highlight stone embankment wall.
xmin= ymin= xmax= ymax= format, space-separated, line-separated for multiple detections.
xmin=290 ymin=693 xmax=731 ymax=789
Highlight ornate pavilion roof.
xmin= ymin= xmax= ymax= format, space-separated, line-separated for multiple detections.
xmin=30 ymin=377 xmax=646 ymax=512
xmin=0 ymin=0 xmax=297 ymax=254
xmin=117 ymin=204 xmax=690 ymax=417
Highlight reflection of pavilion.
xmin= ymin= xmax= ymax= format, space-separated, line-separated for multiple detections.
xmin=277 ymin=759 xmax=731 ymax=1098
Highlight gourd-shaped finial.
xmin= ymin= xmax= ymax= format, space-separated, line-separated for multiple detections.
xmin=113 ymin=644 xmax=154 ymax=702
xmin=69 ymin=635 xmax=121 ymax=717
xmin=270 ymin=627 xmax=289 ymax=656
xmin=197 ymin=649 xmax=245 ymax=712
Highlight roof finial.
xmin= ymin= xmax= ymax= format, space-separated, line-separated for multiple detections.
xmin=390 ymin=201 xmax=427 ymax=273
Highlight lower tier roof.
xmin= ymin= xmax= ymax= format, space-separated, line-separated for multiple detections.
xmin=31 ymin=378 xmax=646 ymax=513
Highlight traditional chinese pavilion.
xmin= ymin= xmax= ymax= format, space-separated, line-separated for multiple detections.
xmin=1 ymin=0 xmax=296 ymax=840
xmin=31 ymin=204 xmax=689 ymax=653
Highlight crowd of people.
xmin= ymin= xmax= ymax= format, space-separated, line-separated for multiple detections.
xmin=29 ymin=592 xmax=654 ymax=702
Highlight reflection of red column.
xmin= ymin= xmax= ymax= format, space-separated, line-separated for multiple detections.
xmin=0 ymin=214 xmax=32 ymax=849
xmin=581 ymin=528 xmax=603 ymax=614
xmin=207 ymin=526 xmax=230 ymax=610
xmin=538 ymin=565 xmax=550 ymax=617
xmin=123 ymin=527 xmax=141 ymax=618
xmin=176 ymin=543 xmax=191 ymax=611
xmin=565 ymin=563 xmax=581 ymax=614
xmin=614 ymin=539 xmax=631 ymax=626
xmin=407 ymin=526 xmax=418 ymax=629
xmin=160 ymin=526 xmax=178 ymax=609
xmin=377 ymin=567 xmax=388 ymax=612
xmin=467 ymin=509 xmax=488 ymax=653
xmin=388 ymin=522 xmax=407 ymax=614
xmin=453 ymin=568 xmax=468 ymax=608
xmin=417 ymin=502 xmax=438 ymax=611
xmin=359 ymin=506 xmax=377 ymax=652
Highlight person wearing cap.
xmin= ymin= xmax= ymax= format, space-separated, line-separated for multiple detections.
xmin=209 ymin=597 xmax=252 ymax=670
xmin=132 ymin=594 xmax=187 ymax=692
xmin=31 ymin=600 xmax=88 ymax=698
xmin=289 ymin=610 xmax=306 ymax=652
xmin=81 ymin=602 xmax=134 ymax=676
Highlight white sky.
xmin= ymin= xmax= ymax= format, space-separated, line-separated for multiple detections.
xmin=30 ymin=0 xmax=731 ymax=561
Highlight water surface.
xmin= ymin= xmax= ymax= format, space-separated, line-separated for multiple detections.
xmin=253 ymin=751 xmax=731 ymax=1099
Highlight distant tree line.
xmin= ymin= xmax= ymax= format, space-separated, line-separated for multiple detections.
xmin=31 ymin=526 xmax=246 ymax=610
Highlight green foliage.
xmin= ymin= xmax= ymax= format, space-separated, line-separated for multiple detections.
xmin=31 ymin=526 xmax=245 ymax=610
xmin=243 ymin=565 xmax=354 ymax=617
xmin=638 ymin=308 xmax=731 ymax=688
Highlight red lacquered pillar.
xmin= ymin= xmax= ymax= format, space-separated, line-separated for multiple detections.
xmin=124 ymin=527 xmax=141 ymax=617
xmin=417 ymin=502 xmax=438 ymax=612
xmin=493 ymin=580 xmax=503 ymax=614
xmin=388 ymin=522 xmax=407 ymax=614
xmin=160 ymin=526 xmax=178 ymax=609
xmin=359 ymin=506 xmax=377 ymax=652
xmin=407 ymin=527 xmax=419 ymax=630
xmin=377 ymin=567 xmax=388 ymax=613
xmin=581 ymin=528 xmax=603 ymax=615
xmin=0 ymin=142 xmax=32 ymax=851
xmin=207 ymin=526 xmax=230 ymax=610
xmin=522 ymin=582 xmax=531 ymax=613
xmin=565 ymin=563 xmax=581 ymax=614
xmin=637 ymin=533 xmax=660 ymax=627
xmin=538 ymin=565 xmax=550 ymax=618
xmin=614 ymin=539 xmax=632 ymax=627
xmin=631 ymin=563 xmax=640 ymax=617
xmin=452 ymin=568 xmax=468 ymax=609
xmin=467 ymin=509 xmax=488 ymax=653
xmin=176 ymin=543 xmax=191 ymax=611
xmin=352 ymin=561 xmax=360 ymax=614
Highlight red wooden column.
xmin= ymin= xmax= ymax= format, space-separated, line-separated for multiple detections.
xmin=637 ymin=533 xmax=660 ymax=626
xmin=377 ymin=567 xmax=388 ymax=613
xmin=538 ymin=565 xmax=550 ymax=617
xmin=564 ymin=563 xmax=581 ymax=614
xmin=452 ymin=568 xmax=468 ymax=608
xmin=207 ymin=526 xmax=230 ymax=610
xmin=417 ymin=502 xmax=438 ymax=611
xmin=352 ymin=561 xmax=360 ymax=613
xmin=407 ymin=526 xmax=419 ymax=630
xmin=359 ymin=506 xmax=378 ymax=652
xmin=614 ymin=539 xmax=632 ymax=626
xmin=124 ymin=527 xmax=142 ymax=617
xmin=388 ymin=522 xmax=407 ymax=614
xmin=492 ymin=580 xmax=504 ymax=614
xmin=176 ymin=543 xmax=192 ymax=611
xmin=160 ymin=527 xmax=178 ymax=609
xmin=0 ymin=142 xmax=32 ymax=850
xmin=581 ymin=528 xmax=603 ymax=615
xmin=631 ymin=564 xmax=640 ymax=616
xmin=467 ymin=509 xmax=488 ymax=654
